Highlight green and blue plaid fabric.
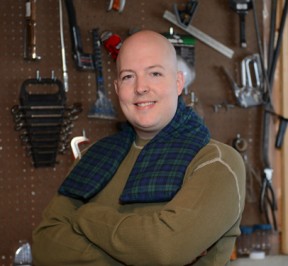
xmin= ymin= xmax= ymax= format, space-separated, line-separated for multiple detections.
xmin=59 ymin=97 xmax=210 ymax=203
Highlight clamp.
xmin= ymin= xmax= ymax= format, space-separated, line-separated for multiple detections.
xmin=70 ymin=131 xmax=89 ymax=159
xmin=174 ymin=0 xmax=198 ymax=27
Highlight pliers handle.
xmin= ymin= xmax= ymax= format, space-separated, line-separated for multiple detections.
xmin=260 ymin=168 xmax=277 ymax=230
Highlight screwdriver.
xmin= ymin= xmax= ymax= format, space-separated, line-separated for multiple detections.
xmin=229 ymin=0 xmax=253 ymax=48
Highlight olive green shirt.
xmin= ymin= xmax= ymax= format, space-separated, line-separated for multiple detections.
xmin=32 ymin=139 xmax=246 ymax=266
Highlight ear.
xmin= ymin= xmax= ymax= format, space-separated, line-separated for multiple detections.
xmin=176 ymin=71 xmax=185 ymax=95
xmin=114 ymin=80 xmax=119 ymax=95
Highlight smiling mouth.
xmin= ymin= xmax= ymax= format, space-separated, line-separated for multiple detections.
xmin=135 ymin=101 xmax=156 ymax=107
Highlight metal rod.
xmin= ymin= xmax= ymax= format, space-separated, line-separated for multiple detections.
xmin=59 ymin=0 xmax=68 ymax=91
xmin=268 ymin=0 xmax=278 ymax=72
xmin=268 ymin=0 xmax=288 ymax=88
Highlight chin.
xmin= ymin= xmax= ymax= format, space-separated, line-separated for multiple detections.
xmin=129 ymin=115 xmax=168 ymax=132
xmin=137 ymin=122 xmax=165 ymax=135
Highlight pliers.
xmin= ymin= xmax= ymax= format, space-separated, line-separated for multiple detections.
xmin=260 ymin=168 xmax=277 ymax=230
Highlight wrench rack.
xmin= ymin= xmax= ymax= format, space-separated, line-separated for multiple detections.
xmin=11 ymin=76 xmax=82 ymax=168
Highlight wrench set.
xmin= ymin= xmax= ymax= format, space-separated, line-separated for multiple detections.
xmin=11 ymin=73 xmax=82 ymax=167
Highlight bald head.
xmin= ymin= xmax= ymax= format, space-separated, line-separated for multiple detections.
xmin=113 ymin=30 xmax=184 ymax=139
xmin=116 ymin=30 xmax=178 ymax=74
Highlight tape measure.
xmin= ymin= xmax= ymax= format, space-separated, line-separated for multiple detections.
xmin=163 ymin=10 xmax=234 ymax=59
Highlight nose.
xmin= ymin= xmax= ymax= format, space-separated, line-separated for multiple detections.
xmin=135 ymin=76 xmax=149 ymax=95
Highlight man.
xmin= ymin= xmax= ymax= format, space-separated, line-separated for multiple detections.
xmin=32 ymin=30 xmax=245 ymax=266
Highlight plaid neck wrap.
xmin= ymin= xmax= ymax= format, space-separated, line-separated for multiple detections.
xmin=59 ymin=98 xmax=210 ymax=203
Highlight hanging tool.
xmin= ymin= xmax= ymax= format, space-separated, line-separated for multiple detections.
xmin=20 ymin=126 xmax=73 ymax=137
xmin=232 ymin=134 xmax=261 ymax=203
xmin=88 ymin=28 xmax=117 ymax=120
xmin=65 ymin=0 xmax=95 ymax=70
xmin=20 ymin=133 xmax=67 ymax=143
xmin=59 ymin=0 xmax=68 ymax=91
xmin=13 ymin=112 xmax=79 ymax=123
xmin=275 ymin=116 xmax=288 ymax=149
xmin=174 ymin=0 xmax=198 ymax=27
xmin=163 ymin=28 xmax=196 ymax=94
xmin=268 ymin=0 xmax=288 ymax=89
xmin=177 ymin=55 xmax=195 ymax=95
xmin=267 ymin=0 xmax=277 ymax=72
xmin=264 ymin=110 xmax=288 ymax=149
xmin=19 ymin=71 xmax=66 ymax=106
xmin=24 ymin=0 xmax=41 ymax=60
xmin=250 ymin=0 xmax=283 ymax=231
xmin=70 ymin=130 xmax=89 ymax=159
xmin=11 ymin=102 xmax=82 ymax=115
xmin=100 ymin=31 xmax=122 ymax=60
xmin=187 ymin=91 xmax=204 ymax=118
xmin=107 ymin=0 xmax=126 ymax=13
xmin=232 ymin=134 xmax=248 ymax=153
xmin=163 ymin=27 xmax=196 ymax=47
xmin=228 ymin=0 xmax=252 ymax=48
xmin=14 ymin=241 xmax=32 ymax=265
xmin=212 ymin=102 xmax=235 ymax=112
xmin=163 ymin=10 xmax=234 ymax=58
xmin=11 ymin=71 xmax=82 ymax=167
xmin=223 ymin=53 xmax=264 ymax=108
xmin=260 ymin=168 xmax=277 ymax=230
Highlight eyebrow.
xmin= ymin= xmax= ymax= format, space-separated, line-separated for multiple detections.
xmin=119 ymin=69 xmax=134 ymax=76
xmin=146 ymin=65 xmax=165 ymax=71
xmin=119 ymin=65 xmax=165 ymax=76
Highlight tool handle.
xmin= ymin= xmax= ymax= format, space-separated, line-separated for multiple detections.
xmin=65 ymin=0 xmax=83 ymax=53
xmin=59 ymin=0 xmax=68 ymax=92
xmin=268 ymin=0 xmax=288 ymax=88
xmin=65 ymin=0 xmax=94 ymax=70
xmin=20 ymin=78 xmax=66 ymax=107
xmin=92 ymin=29 xmax=105 ymax=94
xmin=64 ymin=0 xmax=77 ymax=28
xmin=275 ymin=117 xmax=288 ymax=148
xmin=239 ymin=12 xmax=247 ymax=48
xmin=24 ymin=0 xmax=39 ymax=60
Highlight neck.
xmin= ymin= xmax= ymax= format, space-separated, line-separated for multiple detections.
xmin=135 ymin=130 xmax=158 ymax=140
xmin=134 ymin=122 xmax=172 ymax=140
xmin=134 ymin=135 xmax=152 ymax=148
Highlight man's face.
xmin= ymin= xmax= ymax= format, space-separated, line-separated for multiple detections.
xmin=114 ymin=34 xmax=184 ymax=139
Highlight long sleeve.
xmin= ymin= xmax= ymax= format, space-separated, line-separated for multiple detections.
xmin=72 ymin=141 xmax=245 ymax=266
xmin=32 ymin=140 xmax=245 ymax=266
xmin=32 ymin=195 xmax=124 ymax=266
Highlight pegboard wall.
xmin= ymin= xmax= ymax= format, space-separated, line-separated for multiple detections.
xmin=0 ymin=0 xmax=278 ymax=264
